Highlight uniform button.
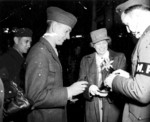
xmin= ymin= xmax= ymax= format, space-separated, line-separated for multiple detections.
xmin=9 ymin=91 xmax=12 ymax=94
xmin=138 ymin=117 xmax=142 ymax=120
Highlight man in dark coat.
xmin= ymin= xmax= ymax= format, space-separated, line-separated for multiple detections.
xmin=25 ymin=6 xmax=88 ymax=122
xmin=0 ymin=28 xmax=32 ymax=88
xmin=0 ymin=27 xmax=32 ymax=122
xmin=104 ymin=0 xmax=150 ymax=122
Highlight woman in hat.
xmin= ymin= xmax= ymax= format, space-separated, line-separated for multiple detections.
xmin=79 ymin=28 xmax=126 ymax=122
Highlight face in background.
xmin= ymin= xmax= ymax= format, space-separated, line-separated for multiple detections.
xmin=121 ymin=11 xmax=144 ymax=39
xmin=94 ymin=40 xmax=108 ymax=56
xmin=14 ymin=37 xmax=32 ymax=54
xmin=53 ymin=22 xmax=71 ymax=45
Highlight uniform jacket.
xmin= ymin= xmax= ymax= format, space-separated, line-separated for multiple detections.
xmin=25 ymin=37 xmax=68 ymax=122
xmin=112 ymin=26 xmax=150 ymax=122
xmin=79 ymin=49 xmax=126 ymax=122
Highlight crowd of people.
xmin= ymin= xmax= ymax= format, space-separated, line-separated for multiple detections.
xmin=0 ymin=0 xmax=150 ymax=122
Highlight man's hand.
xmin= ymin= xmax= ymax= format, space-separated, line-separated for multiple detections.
xmin=112 ymin=69 xmax=130 ymax=78
xmin=104 ymin=69 xmax=130 ymax=89
xmin=67 ymin=81 xmax=88 ymax=99
xmin=104 ymin=73 xmax=117 ymax=89
xmin=89 ymin=85 xmax=108 ymax=97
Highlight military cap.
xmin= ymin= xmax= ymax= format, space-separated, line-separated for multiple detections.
xmin=14 ymin=28 xmax=33 ymax=37
xmin=46 ymin=6 xmax=77 ymax=28
xmin=116 ymin=0 xmax=150 ymax=16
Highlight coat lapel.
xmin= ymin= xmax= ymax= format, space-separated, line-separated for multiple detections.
xmin=86 ymin=53 xmax=99 ymax=86
xmin=40 ymin=38 xmax=62 ymax=70
xmin=87 ymin=53 xmax=102 ymax=122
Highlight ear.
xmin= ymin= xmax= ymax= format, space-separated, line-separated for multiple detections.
xmin=90 ymin=42 xmax=94 ymax=48
xmin=14 ymin=37 xmax=19 ymax=44
xmin=50 ymin=21 xmax=57 ymax=33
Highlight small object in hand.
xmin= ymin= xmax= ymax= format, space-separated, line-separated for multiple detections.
xmin=99 ymin=67 xmax=114 ymax=92
xmin=97 ymin=89 xmax=108 ymax=97
xmin=99 ymin=83 xmax=111 ymax=92
xmin=98 ymin=89 xmax=108 ymax=93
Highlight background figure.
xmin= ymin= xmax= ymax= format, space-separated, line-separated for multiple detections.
xmin=0 ymin=78 xmax=4 ymax=122
xmin=25 ymin=6 xmax=88 ymax=122
xmin=66 ymin=45 xmax=85 ymax=122
xmin=67 ymin=45 xmax=82 ymax=84
xmin=104 ymin=0 xmax=150 ymax=122
xmin=0 ymin=28 xmax=32 ymax=87
xmin=0 ymin=27 xmax=32 ymax=122
xmin=79 ymin=28 xmax=126 ymax=122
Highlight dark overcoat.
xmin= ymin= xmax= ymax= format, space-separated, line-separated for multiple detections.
xmin=0 ymin=48 xmax=24 ymax=98
xmin=79 ymin=49 xmax=126 ymax=122
xmin=25 ymin=37 xmax=68 ymax=122
xmin=0 ymin=48 xmax=24 ymax=85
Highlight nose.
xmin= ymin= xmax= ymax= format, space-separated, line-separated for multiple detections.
xmin=27 ymin=42 xmax=31 ymax=48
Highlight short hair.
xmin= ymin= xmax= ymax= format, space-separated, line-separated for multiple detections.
xmin=124 ymin=5 xmax=150 ymax=14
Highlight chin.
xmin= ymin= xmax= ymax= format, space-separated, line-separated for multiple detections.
xmin=57 ymin=43 xmax=63 ymax=46
xmin=23 ymin=50 xmax=28 ymax=53
xmin=59 ymin=41 xmax=64 ymax=45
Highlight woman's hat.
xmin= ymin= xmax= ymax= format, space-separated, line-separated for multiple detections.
xmin=116 ymin=0 xmax=150 ymax=16
xmin=90 ymin=28 xmax=111 ymax=44
xmin=47 ymin=6 xmax=77 ymax=28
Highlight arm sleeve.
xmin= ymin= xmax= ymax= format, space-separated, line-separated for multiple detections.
xmin=78 ymin=57 xmax=92 ymax=100
xmin=25 ymin=49 xmax=68 ymax=109
xmin=112 ymin=43 xmax=150 ymax=104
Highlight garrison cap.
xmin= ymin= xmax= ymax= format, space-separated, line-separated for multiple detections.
xmin=46 ymin=6 xmax=77 ymax=28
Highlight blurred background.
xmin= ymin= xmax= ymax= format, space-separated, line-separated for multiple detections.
xmin=0 ymin=0 xmax=136 ymax=122
xmin=0 ymin=0 xmax=137 ymax=69
xmin=0 ymin=0 xmax=136 ymax=52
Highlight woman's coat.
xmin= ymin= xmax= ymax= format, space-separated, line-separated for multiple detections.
xmin=79 ymin=49 xmax=126 ymax=122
